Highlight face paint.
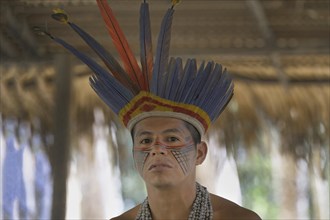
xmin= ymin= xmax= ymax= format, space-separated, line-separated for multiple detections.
xmin=170 ymin=144 xmax=195 ymax=175
xmin=133 ymin=140 xmax=196 ymax=175
xmin=133 ymin=149 xmax=149 ymax=175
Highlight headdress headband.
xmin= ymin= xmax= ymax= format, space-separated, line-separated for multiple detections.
xmin=40 ymin=0 xmax=234 ymax=136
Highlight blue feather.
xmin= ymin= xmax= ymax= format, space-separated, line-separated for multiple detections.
xmin=199 ymin=63 xmax=223 ymax=105
xmin=175 ymin=59 xmax=197 ymax=101
xmin=190 ymin=61 xmax=214 ymax=105
xmin=163 ymin=57 xmax=177 ymax=99
xmin=179 ymin=59 xmax=197 ymax=100
xmin=185 ymin=62 xmax=214 ymax=104
xmin=68 ymin=22 xmax=139 ymax=94
xmin=52 ymin=36 xmax=133 ymax=112
xmin=158 ymin=59 xmax=170 ymax=98
xmin=183 ymin=61 xmax=205 ymax=103
xmin=168 ymin=58 xmax=183 ymax=101
xmin=151 ymin=7 xmax=174 ymax=94
xmin=205 ymin=70 xmax=234 ymax=120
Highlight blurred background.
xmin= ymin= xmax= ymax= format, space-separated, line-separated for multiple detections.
xmin=0 ymin=0 xmax=329 ymax=219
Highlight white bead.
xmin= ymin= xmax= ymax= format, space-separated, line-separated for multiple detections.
xmin=136 ymin=182 xmax=212 ymax=220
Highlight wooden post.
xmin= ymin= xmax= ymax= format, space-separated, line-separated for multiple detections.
xmin=51 ymin=54 xmax=72 ymax=219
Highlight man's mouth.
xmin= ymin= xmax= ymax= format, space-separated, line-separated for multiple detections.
xmin=148 ymin=163 xmax=172 ymax=171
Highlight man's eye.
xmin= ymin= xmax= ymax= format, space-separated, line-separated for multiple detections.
xmin=167 ymin=137 xmax=179 ymax=142
xmin=140 ymin=139 xmax=152 ymax=144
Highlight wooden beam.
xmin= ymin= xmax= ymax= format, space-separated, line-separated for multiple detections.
xmin=245 ymin=0 xmax=290 ymax=86
xmin=245 ymin=0 xmax=275 ymax=46
xmin=0 ymin=31 xmax=20 ymax=58
xmin=50 ymin=54 xmax=72 ymax=220
xmin=231 ymin=72 xmax=330 ymax=85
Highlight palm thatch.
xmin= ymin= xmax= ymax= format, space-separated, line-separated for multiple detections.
xmin=1 ymin=0 xmax=329 ymax=158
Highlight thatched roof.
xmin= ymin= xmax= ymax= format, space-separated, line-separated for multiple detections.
xmin=1 ymin=0 xmax=329 ymax=157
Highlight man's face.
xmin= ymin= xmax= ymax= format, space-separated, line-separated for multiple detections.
xmin=132 ymin=117 xmax=198 ymax=187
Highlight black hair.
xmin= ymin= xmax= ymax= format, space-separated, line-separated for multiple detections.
xmin=183 ymin=121 xmax=201 ymax=144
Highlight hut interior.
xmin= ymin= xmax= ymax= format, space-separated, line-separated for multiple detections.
xmin=0 ymin=0 xmax=329 ymax=219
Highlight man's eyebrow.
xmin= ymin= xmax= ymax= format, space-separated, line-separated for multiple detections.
xmin=135 ymin=128 xmax=183 ymax=137
xmin=135 ymin=130 xmax=152 ymax=137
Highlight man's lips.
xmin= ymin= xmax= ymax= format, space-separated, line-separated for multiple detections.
xmin=148 ymin=163 xmax=173 ymax=171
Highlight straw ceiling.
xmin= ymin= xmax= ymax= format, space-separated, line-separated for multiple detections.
xmin=0 ymin=0 xmax=329 ymax=155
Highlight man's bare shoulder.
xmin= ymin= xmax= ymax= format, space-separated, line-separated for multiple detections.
xmin=210 ymin=194 xmax=262 ymax=220
xmin=110 ymin=204 xmax=141 ymax=220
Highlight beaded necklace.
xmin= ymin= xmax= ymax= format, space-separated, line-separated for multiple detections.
xmin=135 ymin=182 xmax=213 ymax=220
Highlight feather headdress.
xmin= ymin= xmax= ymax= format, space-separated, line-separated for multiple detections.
xmin=44 ymin=0 xmax=234 ymax=136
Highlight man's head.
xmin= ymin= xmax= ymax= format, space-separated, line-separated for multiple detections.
xmin=131 ymin=117 xmax=207 ymax=187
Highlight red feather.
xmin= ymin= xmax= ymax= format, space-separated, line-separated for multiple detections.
xmin=96 ymin=0 xmax=146 ymax=90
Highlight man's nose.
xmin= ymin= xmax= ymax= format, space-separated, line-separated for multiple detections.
xmin=150 ymin=142 xmax=168 ymax=156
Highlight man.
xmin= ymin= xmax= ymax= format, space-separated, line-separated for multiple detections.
xmin=111 ymin=117 xmax=260 ymax=219
xmin=49 ymin=0 xmax=261 ymax=219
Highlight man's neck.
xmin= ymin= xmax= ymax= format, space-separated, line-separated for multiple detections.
xmin=146 ymin=181 xmax=196 ymax=220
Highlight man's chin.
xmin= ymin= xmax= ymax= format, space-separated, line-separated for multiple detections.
xmin=146 ymin=178 xmax=175 ymax=189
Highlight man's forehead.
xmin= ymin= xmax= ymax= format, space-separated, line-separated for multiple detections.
xmin=136 ymin=116 xmax=185 ymax=126
xmin=134 ymin=117 xmax=188 ymax=136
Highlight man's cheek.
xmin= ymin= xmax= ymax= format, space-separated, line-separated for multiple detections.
xmin=133 ymin=151 xmax=149 ymax=175
xmin=171 ymin=144 xmax=195 ymax=175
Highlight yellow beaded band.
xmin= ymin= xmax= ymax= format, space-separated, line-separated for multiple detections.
xmin=119 ymin=91 xmax=211 ymax=136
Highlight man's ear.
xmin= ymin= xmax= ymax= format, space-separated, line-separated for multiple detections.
xmin=196 ymin=141 xmax=207 ymax=165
